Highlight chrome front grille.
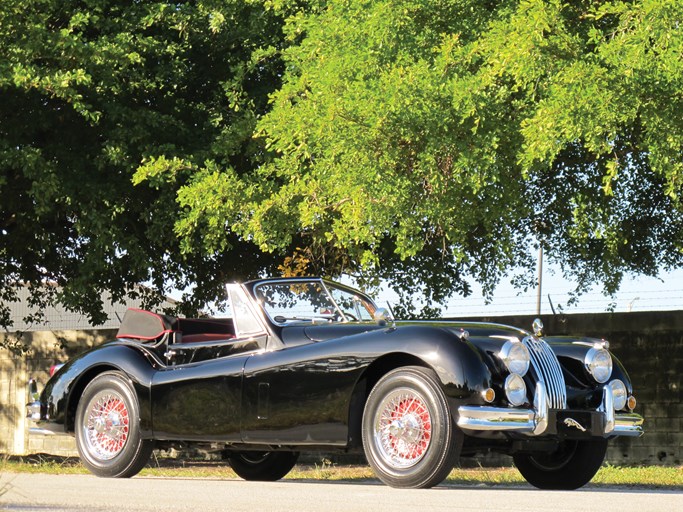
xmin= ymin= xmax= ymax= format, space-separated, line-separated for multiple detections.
xmin=523 ymin=336 xmax=567 ymax=409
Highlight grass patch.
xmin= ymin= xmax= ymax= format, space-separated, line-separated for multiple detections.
xmin=1 ymin=454 xmax=88 ymax=475
xmin=591 ymin=464 xmax=683 ymax=488
xmin=2 ymin=455 xmax=682 ymax=489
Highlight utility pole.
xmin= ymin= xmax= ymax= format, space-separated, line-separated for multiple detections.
xmin=536 ymin=245 xmax=543 ymax=315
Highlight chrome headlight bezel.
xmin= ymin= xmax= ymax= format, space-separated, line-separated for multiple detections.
xmin=499 ymin=340 xmax=531 ymax=376
xmin=504 ymin=373 xmax=527 ymax=406
xmin=585 ymin=347 xmax=613 ymax=383
xmin=609 ymin=379 xmax=628 ymax=411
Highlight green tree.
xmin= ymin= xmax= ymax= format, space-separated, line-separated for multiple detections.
xmin=173 ymin=0 xmax=683 ymax=315
xmin=0 ymin=0 xmax=287 ymax=342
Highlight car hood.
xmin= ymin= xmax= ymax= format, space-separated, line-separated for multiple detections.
xmin=299 ymin=320 xmax=529 ymax=344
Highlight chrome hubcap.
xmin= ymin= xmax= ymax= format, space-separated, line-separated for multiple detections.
xmin=373 ymin=388 xmax=432 ymax=468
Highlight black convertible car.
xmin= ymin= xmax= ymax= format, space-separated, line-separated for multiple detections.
xmin=27 ymin=277 xmax=643 ymax=489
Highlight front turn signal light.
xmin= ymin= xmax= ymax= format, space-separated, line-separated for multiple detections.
xmin=481 ymin=388 xmax=495 ymax=403
xmin=627 ymin=395 xmax=637 ymax=411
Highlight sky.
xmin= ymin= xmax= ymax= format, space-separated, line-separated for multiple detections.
xmin=433 ymin=266 xmax=683 ymax=317
xmin=169 ymin=262 xmax=683 ymax=319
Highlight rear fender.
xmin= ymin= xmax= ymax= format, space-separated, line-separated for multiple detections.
xmin=41 ymin=342 xmax=160 ymax=435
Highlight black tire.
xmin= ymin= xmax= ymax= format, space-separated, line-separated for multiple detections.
xmin=513 ymin=438 xmax=608 ymax=490
xmin=75 ymin=371 xmax=153 ymax=478
xmin=362 ymin=366 xmax=461 ymax=488
xmin=227 ymin=451 xmax=299 ymax=481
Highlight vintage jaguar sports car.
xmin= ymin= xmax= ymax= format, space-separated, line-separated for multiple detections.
xmin=27 ymin=277 xmax=644 ymax=489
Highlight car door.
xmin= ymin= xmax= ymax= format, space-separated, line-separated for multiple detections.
xmin=150 ymin=285 xmax=270 ymax=441
xmin=150 ymin=351 xmax=250 ymax=441
xmin=239 ymin=331 xmax=376 ymax=446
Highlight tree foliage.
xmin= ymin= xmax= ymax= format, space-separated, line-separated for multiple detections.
xmin=174 ymin=0 xmax=683 ymax=313
xmin=0 ymin=0 xmax=287 ymax=338
xmin=3 ymin=0 xmax=683 ymax=333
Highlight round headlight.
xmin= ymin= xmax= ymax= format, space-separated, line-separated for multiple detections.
xmin=585 ymin=347 xmax=612 ymax=383
xmin=505 ymin=373 xmax=527 ymax=406
xmin=609 ymin=379 xmax=627 ymax=411
xmin=500 ymin=341 xmax=531 ymax=376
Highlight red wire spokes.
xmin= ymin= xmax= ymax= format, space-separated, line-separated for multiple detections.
xmin=379 ymin=391 xmax=432 ymax=465
xmin=87 ymin=393 xmax=129 ymax=457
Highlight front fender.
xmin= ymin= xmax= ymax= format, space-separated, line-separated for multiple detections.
xmin=40 ymin=342 xmax=161 ymax=435
xmin=360 ymin=326 xmax=493 ymax=402
xmin=544 ymin=337 xmax=635 ymax=393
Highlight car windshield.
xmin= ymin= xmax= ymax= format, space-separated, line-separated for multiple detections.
xmin=254 ymin=281 xmax=375 ymax=324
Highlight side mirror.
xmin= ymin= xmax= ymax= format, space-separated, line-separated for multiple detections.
xmin=373 ymin=308 xmax=394 ymax=327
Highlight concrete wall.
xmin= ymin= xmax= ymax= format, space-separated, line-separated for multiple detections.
xmin=1 ymin=311 xmax=681 ymax=465
xmin=0 ymin=329 xmax=116 ymax=457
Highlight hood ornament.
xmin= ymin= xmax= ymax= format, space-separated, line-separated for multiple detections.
xmin=563 ymin=417 xmax=587 ymax=432
xmin=532 ymin=318 xmax=544 ymax=337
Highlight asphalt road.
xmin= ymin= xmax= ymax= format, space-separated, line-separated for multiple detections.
xmin=1 ymin=473 xmax=681 ymax=512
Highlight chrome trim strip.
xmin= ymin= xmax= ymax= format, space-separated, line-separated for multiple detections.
xmin=613 ymin=413 xmax=645 ymax=437
xmin=457 ymin=406 xmax=535 ymax=432
xmin=600 ymin=385 xmax=615 ymax=434
xmin=533 ymin=382 xmax=549 ymax=435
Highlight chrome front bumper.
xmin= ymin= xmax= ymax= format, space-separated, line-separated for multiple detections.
xmin=457 ymin=383 xmax=644 ymax=437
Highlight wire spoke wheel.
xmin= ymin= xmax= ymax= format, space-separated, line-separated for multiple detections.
xmin=362 ymin=366 xmax=460 ymax=488
xmin=75 ymin=371 xmax=153 ymax=478
xmin=374 ymin=389 xmax=432 ymax=468
xmin=83 ymin=391 xmax=130 ymax=460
